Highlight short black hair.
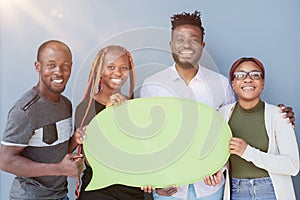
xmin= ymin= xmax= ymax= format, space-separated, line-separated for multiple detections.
xmin=171 ymin=10 xmax=205 ymax=37
xmin=37 ymin=40 xmax=72 ymax=61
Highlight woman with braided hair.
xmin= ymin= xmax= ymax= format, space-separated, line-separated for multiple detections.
xmin=69 ymin=45 xmax=151 ymax=200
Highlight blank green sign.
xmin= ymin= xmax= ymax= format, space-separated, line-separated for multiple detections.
xmin=83 ymin=97 xmax=232 ymax=191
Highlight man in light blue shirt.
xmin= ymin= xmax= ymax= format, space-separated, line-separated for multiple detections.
xmin=140 ymin=11 xmax=234 ymax=200
xmin=140 ymin=10 xmax=296 ymax=200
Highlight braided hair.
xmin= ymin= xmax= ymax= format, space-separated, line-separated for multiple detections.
xmin=80 ymin=45 xmax=135 ymax=128
xmin=75 ymin=46 xmax=135 ymax=198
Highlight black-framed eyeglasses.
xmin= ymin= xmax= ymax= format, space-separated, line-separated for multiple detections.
xmin=233 ymin=71 xmax=263 ymax=80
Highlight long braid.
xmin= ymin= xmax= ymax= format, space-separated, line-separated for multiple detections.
xmin=75 ymin=46 xmax=135 ymax=198
xmin=82 ymin=52 xmax=101 ymax=101
xmin=80 ymin=45 xmax=135 ymax=126
xmin=75 ymin=48 xmax=108 ymax=199
xmin=80 ymin=48 xmax=107 ymax=128
xmin=127 ymin=51 xmax=136 ymax=99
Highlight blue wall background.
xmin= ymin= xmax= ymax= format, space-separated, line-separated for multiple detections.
xmin=1 ymin=0 xmax=299 ymax=199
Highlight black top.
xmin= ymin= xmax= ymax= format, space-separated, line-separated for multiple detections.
xmin=75 ymin=97 xmax=152 ymax=200
xmin=75 ymin=97 xmax=106 ymax=129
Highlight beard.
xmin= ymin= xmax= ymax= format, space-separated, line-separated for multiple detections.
xmin=172 ymin=52 xmax=197 ymax=70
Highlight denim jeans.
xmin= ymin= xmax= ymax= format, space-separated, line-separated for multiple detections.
xmin=153 ymin=183 xmax=224 ymax=200
xmin=231 ymin=177 xmax=276 ymax=200
xmin=58 ymin=196 xmax=69 ymax=200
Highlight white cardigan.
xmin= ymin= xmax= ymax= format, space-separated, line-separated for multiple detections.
xmin=219 ymin=102 xmax=299 ymax=200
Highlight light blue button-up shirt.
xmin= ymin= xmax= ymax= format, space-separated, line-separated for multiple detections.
xmin=140 ymin=64 xmax=235 ymax=199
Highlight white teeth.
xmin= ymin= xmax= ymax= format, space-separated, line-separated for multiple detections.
xmin=53 ymin=79 xmax=63 ymax=83
xmin=111 ymin=79 xmax=122 ymax=84
xmin=242 ymin=86 xmax=254 ymax=90
xmin=180 ymin=50 xmax=193 ymax=54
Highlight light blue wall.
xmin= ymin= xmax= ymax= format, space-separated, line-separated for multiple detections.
xmin=1 ymin=0 xmax=299 ymax=199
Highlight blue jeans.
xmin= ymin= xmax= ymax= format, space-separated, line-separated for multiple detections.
xmin=153 ymin=184 xmax=224 ymax=200
xmin=58 ymin=196 xmax=69 ymax=200
xmin=231 ymin=177 xmax=276 ymax=200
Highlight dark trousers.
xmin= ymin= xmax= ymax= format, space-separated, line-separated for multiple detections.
xmin=78 ymin=167 xmax=153 ymax=200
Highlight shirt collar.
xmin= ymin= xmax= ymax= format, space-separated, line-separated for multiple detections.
xmin=171 ymin=63 xmax=203 ymax=82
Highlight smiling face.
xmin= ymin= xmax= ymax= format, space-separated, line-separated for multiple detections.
xmin=35 ymin=42 xmax=72 ymax=101
xmin=170 ymin=24 xmax=205 ymax=69
xmin=231 ymin=61 xmax=265 ymax=106
xmin=101 ymin=49 xmax=130 ymax=93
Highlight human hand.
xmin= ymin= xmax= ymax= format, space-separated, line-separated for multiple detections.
xmin=74 ymin=126 xmax=87 ymax=144
xmin=156 ymin=185 xmax=178 ymax=196
xmin=141 ymin=185 xmax=156 ymax=193
xmin=58 ymin=153 xmax=84 ymax=178
xmin=106 ymin=93 xmax=129 ymax=107
xmin=203 ymin=170 xmax=222 ymax=186
xmin=278 ymin=104 xmax=295 ymax=128
xmin=229 ymin=137 xmax=248 ymax=157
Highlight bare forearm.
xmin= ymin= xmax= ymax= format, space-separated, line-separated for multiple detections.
xmin=0 ymin=145 xmax=83 ymax=178
xmin=69 ymin=128 xmax=85 ymax=153
xmin=1 ymin=154 xmax=62 ymax=177
xmin=68 ymin=135 xmax=78 ymax=153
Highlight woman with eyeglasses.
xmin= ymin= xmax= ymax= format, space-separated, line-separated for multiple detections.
xmin=219 ymin=57 xmax=299 ymax=200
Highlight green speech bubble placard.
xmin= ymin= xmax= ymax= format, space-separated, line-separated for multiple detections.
xmin=83 ymin=97 xmax=232 ymax=191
